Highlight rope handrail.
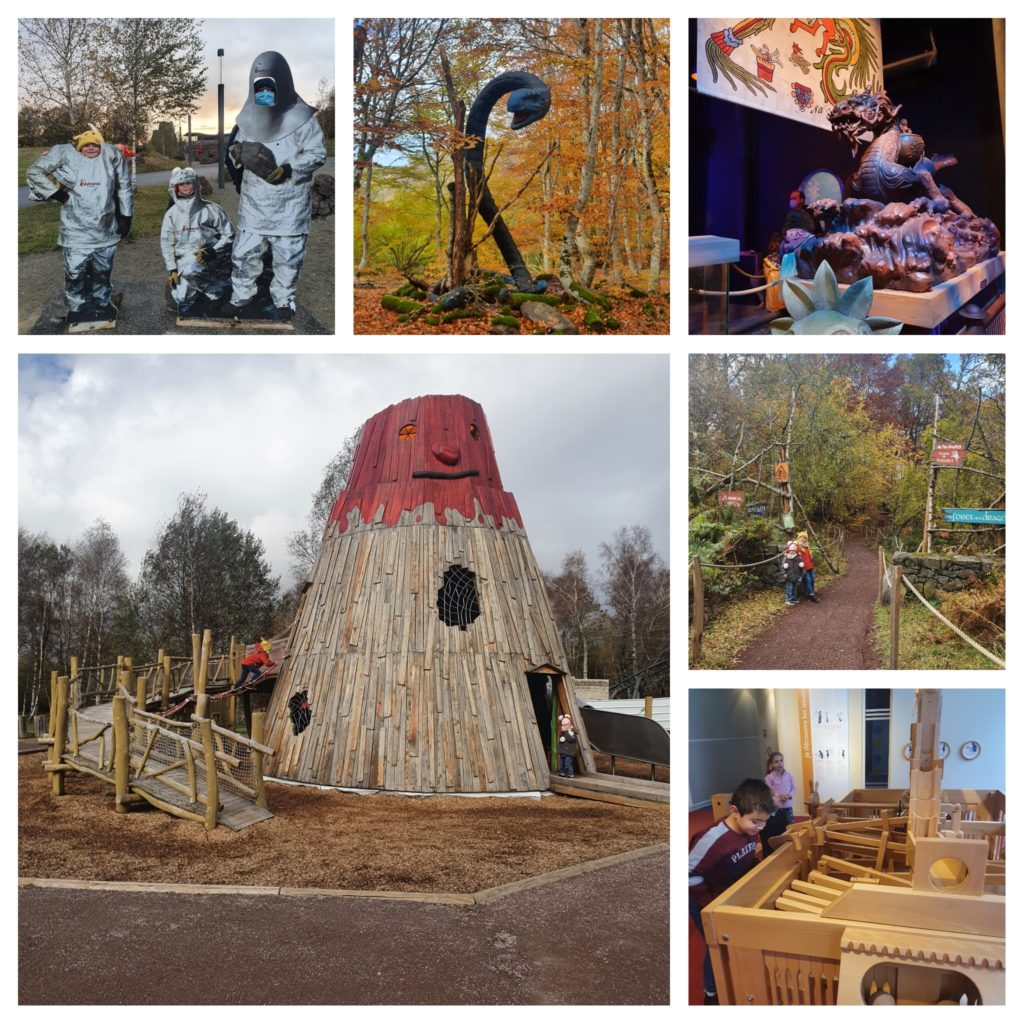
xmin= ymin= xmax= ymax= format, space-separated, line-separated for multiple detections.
xmin=880 ymin=551 xmax=1005 ymax=668
xmin=698 ymin=551 xmax=781 ymax=570
xmin=900 ymin=575 xmax=1005 ymax=668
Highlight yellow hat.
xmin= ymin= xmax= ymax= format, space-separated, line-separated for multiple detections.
xmin=73 ymin=128 xmax=104 ymax=151
xmin=797 ymin=531 xmax=808 ymax=541
xmin=260 ymin=638 xmax=272 ymax=652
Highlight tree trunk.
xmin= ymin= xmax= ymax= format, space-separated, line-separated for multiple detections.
xmin=357 ymin=159 xmax=374 ymax=273
xmin=559 ymin=19 xmax=604 ymax=288
xmin=605 ymin=33 xmax=629 ymax=287
xmin=440 ymin=47 xmax=469 ymax=289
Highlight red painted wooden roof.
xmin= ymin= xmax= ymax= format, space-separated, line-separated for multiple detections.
xmin=328 ymin=395 xmax=524 ymax=531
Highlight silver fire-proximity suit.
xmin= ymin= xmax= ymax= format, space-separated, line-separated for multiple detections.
xmin=160 ymin=167 xmax=234 ymax=311
xmin=26 ymin=141 xmax=134 ymax=317
xmin=229 ymin=51 xmax=326 ymax=313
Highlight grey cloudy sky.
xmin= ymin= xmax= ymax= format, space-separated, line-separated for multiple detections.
xmin=191 ymin=19 xmax=334 ymax=135
xmin=19 ymin=355 xmax=669 ymax=591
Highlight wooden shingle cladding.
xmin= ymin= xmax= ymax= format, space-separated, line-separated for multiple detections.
xmin=264 ymin=507 xmax=589 ymax=792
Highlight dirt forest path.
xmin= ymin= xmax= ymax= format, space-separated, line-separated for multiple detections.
xmin=734 ymin=538 xmax=881 ymax=670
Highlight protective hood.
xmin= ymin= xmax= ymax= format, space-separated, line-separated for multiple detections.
xmin=168 ymin=166 xmax=203 ymax=214
xmin=235 ymin=51 xmax=316 ymax=143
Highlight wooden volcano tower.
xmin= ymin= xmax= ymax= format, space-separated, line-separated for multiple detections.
xmin=264 ymin=395 xmax=594 ymax=793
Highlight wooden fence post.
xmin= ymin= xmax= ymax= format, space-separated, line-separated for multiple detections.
xmin=252 ymin=711 xmax=269 ymax=809
xmin=889 ymin=565 xmax=903 ymax=670
xmin=644 ymin=696 xmax=653 ymax=719
xmin=112 ymin=694 xmax=130 ymax=811
xmin=50 ymin=676 xmax=70 ymax=796
xmin=198 ymin=628 xmax=212 ymax=696
xmin=690 ymin=555 xmax=704 ymax=664
xmin=46 ymin=670 xmax=58 ymax=737
xmin=197 ymin=716 xmax=219 ymax=831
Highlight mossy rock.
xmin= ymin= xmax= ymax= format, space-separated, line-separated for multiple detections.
xmin=382 ymin=295 xmax=422 ymax=314
xmin=441 ymin=308 xmax=482 ymax=324
xmin=507 ymin=291 xmax=563 ymax=309
xmin=583 ymin=308 xmax=607 ymax=333
xmin=605 ymin=315 xmax=620 ymax=330
xmin=501 ymin=305 xmax=512 ymax=316
xmin=627 ymin=286 xmax=647 ymax=298
xmin=425 ymin=315 xmax=441 ymax=326
xmin=570 ymin=282 xmax=612 ymax=310
xmin=491 ymin=315 xmax=520 ymax=330
xmin=395 ymin=282 xmax=414 ymax=297
xmin=482 ymin=281 xmax=504 ymax=299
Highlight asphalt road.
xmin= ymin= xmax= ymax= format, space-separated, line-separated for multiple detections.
xmin=19 ymin=848 xmax=669 ymax=1005
xmin=19 ymin=167 xmax=220 ymax=208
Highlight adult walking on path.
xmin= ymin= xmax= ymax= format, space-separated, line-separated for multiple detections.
xmin=734 ymin=538 xmax=880 ymax=670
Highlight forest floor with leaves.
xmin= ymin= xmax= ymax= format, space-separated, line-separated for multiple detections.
xmin=19 ymin=752 xmax=668 ymax=893
xmin=354 ymin=274 xmax=670 ymax=335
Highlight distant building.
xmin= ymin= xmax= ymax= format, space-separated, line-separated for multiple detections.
xmin=183 ymin=133 xmax=231 ymax=164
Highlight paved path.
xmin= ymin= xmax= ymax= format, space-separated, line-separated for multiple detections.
xmin=733 ymin=539 xmax=881 ymax=670
xmin=19 ymin=849 xmax=669 ymax=1004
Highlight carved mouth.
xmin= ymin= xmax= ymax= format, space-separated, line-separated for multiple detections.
xmin=511 ymin=110 xmax=531 ymax=129
xmin=412 ymin=470 xmax=481 ymax=479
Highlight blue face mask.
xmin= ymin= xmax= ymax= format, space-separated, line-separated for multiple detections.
xmin=255 ymin=89 xmax=276 ymax=107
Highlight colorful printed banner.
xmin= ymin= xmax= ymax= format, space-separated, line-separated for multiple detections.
xmin=696 ymin=18 xmax=884 ymax=131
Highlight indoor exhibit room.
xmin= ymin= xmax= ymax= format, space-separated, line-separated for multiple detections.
xmin=688 ymin=688 xmax=1005 ymax=1006
xmin=689 ymin=19 xmax=1006 ymax=334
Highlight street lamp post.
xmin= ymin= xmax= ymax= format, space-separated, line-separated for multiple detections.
xmin=217 ymin=48 xmax=225 ymax=189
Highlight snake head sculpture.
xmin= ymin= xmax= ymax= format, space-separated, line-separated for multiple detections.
xmin=506 ymin=86 xmax=551 ymax=130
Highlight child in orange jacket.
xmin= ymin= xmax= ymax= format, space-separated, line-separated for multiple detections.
xmin=796 ymin=531 xmax=819 ymax=602
xmin=237 ymin=638 xmax=276 ymax=686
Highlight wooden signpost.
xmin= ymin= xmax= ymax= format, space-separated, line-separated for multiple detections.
xmin=931 ymin=443 xmax=965 ymax=467
xmin=774 ymin=462 xmax=789 ymax=482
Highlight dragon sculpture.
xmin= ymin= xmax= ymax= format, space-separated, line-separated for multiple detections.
xmin=786 ymin=89 xmax=1001 ymax=292
xmin=465 ymin=71 xmax=551 ymax=293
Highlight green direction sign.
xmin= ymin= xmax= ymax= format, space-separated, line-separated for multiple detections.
xmin=942 ymin=508 xmax=1005 ymax=525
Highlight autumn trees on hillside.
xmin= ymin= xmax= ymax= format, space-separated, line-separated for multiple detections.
xmin=353 ymin=18 xmax=669 ymax=292
xmin=689 ymin=355 xmax=1006 ymax=552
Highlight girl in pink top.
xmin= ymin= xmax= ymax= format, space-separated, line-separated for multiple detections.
xmin=764 ymin=752 xmax=795 ymax=825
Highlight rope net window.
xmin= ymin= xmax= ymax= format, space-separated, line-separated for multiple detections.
xmin=437 ymin=564 xmax=481 ymax=630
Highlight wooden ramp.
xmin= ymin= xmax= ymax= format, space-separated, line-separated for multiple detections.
xmin=549 ymin=772 xmax=669 ymax=808
xmin=132 ymin=773 xmax=273 ymax=831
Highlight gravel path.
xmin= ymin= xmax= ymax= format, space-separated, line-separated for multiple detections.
xmin=733 ymin=539 xmax=881 ymax=670
xmin=19 ymin=849 xmax=669 ymax=1004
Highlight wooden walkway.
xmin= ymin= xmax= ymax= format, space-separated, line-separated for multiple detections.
xmin=52 ymin=693 xmax=273 ymax=831
xmin=548 ymin=772 xmax=669 ymax=808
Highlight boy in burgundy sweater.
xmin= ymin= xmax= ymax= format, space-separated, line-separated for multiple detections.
xmin=689 ymin=778 xmax=773 ymax=1004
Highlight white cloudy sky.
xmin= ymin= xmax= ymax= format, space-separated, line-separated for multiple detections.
xmin=19 ymin=355 xmax=669 ymax=591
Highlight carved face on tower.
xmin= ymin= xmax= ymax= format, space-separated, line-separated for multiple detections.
xmin=327 ymin=394 xmax=523 ymax=532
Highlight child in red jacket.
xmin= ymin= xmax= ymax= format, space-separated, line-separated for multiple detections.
xmin=237 ymin=638 xmax=276 ymax=687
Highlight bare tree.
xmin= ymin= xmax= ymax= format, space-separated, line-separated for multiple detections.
xmin=543 ymin=550 xmax=606 ymax=680
xmin=354 ymin=18 xmax=447 ymax=272
xmin=18 ymin=18 xmax=105 ymax=137
xmin=286 ymin=429 xmax=362 ymax=581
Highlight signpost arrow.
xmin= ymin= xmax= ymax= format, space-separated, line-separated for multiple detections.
xmin=942 ymin=508 xmax=1006 ymax=525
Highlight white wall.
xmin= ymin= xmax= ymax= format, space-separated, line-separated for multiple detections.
xmin=888 ymin=689 xmax=1005 ymax=790
xmin=585 ymin=698 xmax=670 ymax=732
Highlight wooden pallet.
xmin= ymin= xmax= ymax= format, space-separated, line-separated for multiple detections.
xmin=176 ymin=316 xmax=294 ymax=330
xmin=68 ymin=318 xmax=116 ymax=334
xmin=548 ymin=772 xmax=669 ymax=808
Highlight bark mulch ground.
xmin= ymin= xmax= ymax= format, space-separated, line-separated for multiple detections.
xmin=19 ymin=753 xmax=668 ymax=893
xmin=733 ymin=539 xmax=882 ymax=670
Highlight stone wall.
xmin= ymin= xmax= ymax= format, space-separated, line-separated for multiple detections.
xmin=890 ymin=551 xmax=1002 ymax=597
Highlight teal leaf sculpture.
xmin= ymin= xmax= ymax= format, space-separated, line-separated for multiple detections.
xmin=770 ymin=261 xmax=903 ymax=335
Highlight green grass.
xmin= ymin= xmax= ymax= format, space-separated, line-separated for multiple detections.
xmin=872 ymin=600 xmax=1003 ymax=670
xmin=692 ymin=568 xmax=843 ymax=670
xmin=19 ymin=183 xmax=171 ymax=256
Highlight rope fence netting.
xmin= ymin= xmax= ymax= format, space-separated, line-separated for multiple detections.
xmin=880 ymin=550 xmax=1005 ymax=668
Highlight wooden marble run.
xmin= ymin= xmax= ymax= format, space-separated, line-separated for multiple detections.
xmin=702 ymin=691 xmax=1005 ymax=1005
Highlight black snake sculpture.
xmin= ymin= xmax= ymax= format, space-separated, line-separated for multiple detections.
xmin=465 ymin=71 xmax=551 ymax=293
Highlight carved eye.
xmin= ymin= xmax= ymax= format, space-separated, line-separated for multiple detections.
xmin=399 ymin=423 xmax=416 ymax=441
xmin=469 ymin=422 xmax=480 ymax=441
